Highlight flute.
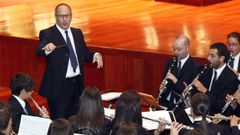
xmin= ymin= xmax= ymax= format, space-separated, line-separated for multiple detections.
xmin=30 ymin=97 xmax=47 ymax=117
xmin=207 ymin=114 xmax=240 ymax=121
xmin=158 ymin=57 xmax=177 ymax=99
xmin=142 ymin=116 xmax=194 ymax=130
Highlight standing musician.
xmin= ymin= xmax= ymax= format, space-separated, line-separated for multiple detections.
xmin=158 ymin=34 xmax=200 ymax=110
xmin=227 ymin=32 xmax=240 ymax=79
xmin=192 ymin=42 xmax=239 ymax=115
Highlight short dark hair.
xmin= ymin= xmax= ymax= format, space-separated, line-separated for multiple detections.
xmin=227 ymin=32 xmax=240 ymax=44
xmin=0 ymin=101 xmax=12 ymax=131
xmin=210 ymin=42 xmax=230 ymax=63
xmin=55 ymin=3 xmax=72 ymax=15
xmin=10 ymin=72 xmax=34 ymax=96
xmin=48 ymin=119 xmax=73 ymax=135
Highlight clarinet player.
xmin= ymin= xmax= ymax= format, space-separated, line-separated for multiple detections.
xmin=158 ymin=34 xmax=200 ymax=110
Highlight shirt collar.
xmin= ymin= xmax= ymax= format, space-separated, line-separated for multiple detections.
xmin=179 ymin=54 xmax=189 ymax=68
xmin=56 ymin=24 xmax=71 ymax=33
xmin=214 ymin=63 xmax=226 ymax=79
xmin=233 ymin=52 xmax=240 ymax=61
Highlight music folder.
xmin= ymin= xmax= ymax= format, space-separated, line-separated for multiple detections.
xmin=138 ymin=92 xmax=162 ymax=109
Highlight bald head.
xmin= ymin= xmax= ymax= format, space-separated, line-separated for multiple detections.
xmin=174 ymin=34 xmax=190 ymax=47
xmin=54 ymin=3 xmax=72 ymax=30
xmin=173 ymin=34 xmax=190 ymax=60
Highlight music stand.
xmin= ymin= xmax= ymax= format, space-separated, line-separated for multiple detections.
xmin=138 ymin=92 xmax=167 ymax=111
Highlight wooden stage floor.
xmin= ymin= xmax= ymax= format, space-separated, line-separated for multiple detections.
xmin=0 ymin=0 xmax=239 ymax=58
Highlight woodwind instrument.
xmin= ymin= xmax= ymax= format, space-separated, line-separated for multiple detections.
xmin=30 ymin=97 xmax=46 ymax=117
xmin=221 ymin=95 xmax=237 ymax=114
xmin=207 ymin=113 xmax=240 ymax=121
xmin=158 ymin=57 xmax=177 ymax=99
xmin=174 ymin=64 xmax=208 ymax=109
xmin=142 ymin=116 xmax=194 ymax=130
xmin=182 ymin=64 xmax=208 ymax=97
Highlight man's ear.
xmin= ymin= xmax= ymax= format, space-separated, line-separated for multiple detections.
xmin=219 ymin=56 xmax=225 ymax=63
xmin=20 ymin=89 xmax=26 ymax=95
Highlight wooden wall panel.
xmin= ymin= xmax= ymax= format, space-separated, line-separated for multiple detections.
xmin=0 ymin=36 xmax=206 ymax=100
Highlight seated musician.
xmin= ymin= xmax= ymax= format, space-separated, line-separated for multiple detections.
xmin=105 ymin=90 xmax=148 ymax=135
xmin=0 ymin=101 xmax=12 ymax=135
xmin=192 ymin=42 xmax=238 ymax=115
xmin=8 ymin=72 xmax=49 ymax=133
xmin=48 ymin=118 xmax=73 ymax=135
xmin=68 ymin=86 xmax=110 ymax=135
xmin=158 ymin=34 xmax=200 ymax=110
xmin=185 ymin=93 xmax=232 ymax=135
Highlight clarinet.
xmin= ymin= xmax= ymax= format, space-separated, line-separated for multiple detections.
xmin=221 ymin=95 xmax=238 ymax=114
xmin=158 ymin=57 xmax=177 ymax=99
xmin=173 ymin=64 xmax=208 ymax=110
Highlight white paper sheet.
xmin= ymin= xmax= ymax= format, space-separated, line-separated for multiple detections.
xmin=18 ymin=115 xmax=52 ymax=135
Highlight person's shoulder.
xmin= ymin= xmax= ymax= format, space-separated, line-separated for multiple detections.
xmin=70 ymin=27 xmax=83 ymax=34
xmin=40 ymin=25 xmax=56 ymax=33
xmin=8 ymin=95 xmax=16 ymax=104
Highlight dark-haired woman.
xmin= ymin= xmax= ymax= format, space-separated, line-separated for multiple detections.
xmin=106 ymin=90 xmax=147 ymax=135
xmin=185 ymin=93 xmax=232 ymax=135
xmin=69 ymin=86 xmax=109 ymax=135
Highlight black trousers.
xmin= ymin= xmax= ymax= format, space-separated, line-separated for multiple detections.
xmin=48 ymin=75 xmax=81 ymax=120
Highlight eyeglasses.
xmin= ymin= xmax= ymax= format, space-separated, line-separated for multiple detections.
xmin=227 ymin=42 xmax=239 ymax=47
xmin=56 ymin=14 xmax=71 ymax=19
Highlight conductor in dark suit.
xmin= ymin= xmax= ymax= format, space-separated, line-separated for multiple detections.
xmin=36 ymin=3 xmax=103 ymax=120
xmin=158 ymin=34 xmax=200 ymax=110
xmin=192 ymin=42 xmax=238 ymax=115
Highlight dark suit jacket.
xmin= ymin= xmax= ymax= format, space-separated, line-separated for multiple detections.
xmin=160 ymin=56 xmax=200 ymax=110
xmin=194 ymin=65 xmax=238 ymax=115
xmin=36 ymin=25 xmax=95 ymax=100
xmin=8 ymin=96 xmax=35 ymax=133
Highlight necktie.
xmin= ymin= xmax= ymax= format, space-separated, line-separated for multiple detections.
xmin=177 ymin=61 xmax=182 ymax=75
xmin=65 ymin=31 xmax=78 ymax=72
xmin=210 ymin=70 xmax=217 ymax=91
xmin=229 ymin=57 xmax=234 ymax=68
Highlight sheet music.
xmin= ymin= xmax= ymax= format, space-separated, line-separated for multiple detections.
xmin=101 ymin=92 xmax=122 ymax=101
xmin=142 ymin=110 xmax=172 ymax=130
xmin=18 ymin=115 xmax=52 ymax=135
